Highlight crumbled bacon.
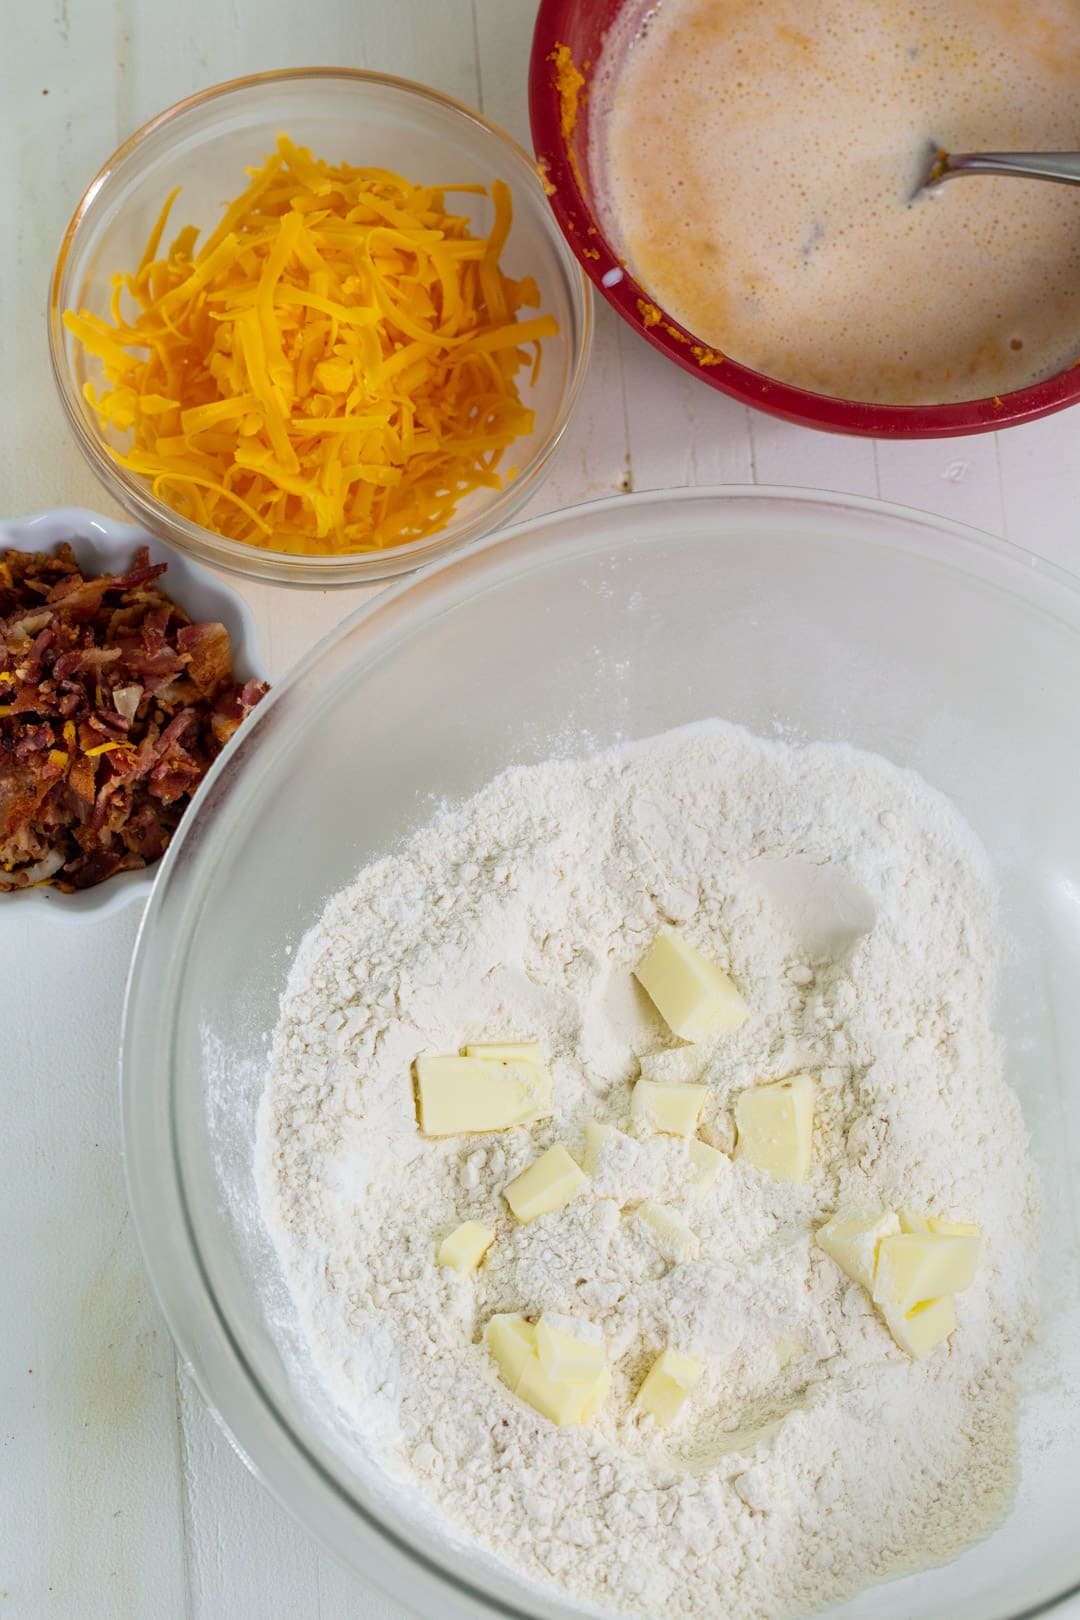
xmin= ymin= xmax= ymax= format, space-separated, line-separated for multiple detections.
xmin=0 ymin=542 xmax=268 ymax=893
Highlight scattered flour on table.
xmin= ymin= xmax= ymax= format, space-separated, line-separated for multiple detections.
xmin=256 ymin=720 xmax=1038 ymax=1620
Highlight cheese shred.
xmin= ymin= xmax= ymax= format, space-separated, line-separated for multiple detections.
xmin=65 ymin=136 xmax=559 ymax=555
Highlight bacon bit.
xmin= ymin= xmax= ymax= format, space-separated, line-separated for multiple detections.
xmin=64 ymin=137 xmax=558 ymax=557
xmin=638 ymin=300 xmax=663 ymax=329
xmin=0 ymin=542 xmax=268 ymax=893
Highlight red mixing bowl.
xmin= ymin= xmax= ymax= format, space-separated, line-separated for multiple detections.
xmin=528 ymin=0 xmax=1080 ymax=438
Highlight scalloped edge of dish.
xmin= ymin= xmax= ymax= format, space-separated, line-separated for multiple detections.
xmin=0 ymin=507 xmax=269 ymax=921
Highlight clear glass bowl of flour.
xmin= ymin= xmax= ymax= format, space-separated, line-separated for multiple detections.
xmin=122 ymin=486 xmax=1080 ymax=1620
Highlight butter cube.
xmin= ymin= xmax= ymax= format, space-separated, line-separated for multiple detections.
xmin=437 ymin=1220 xmax=494 ymax=1272
xmin=882 ymin=1295 xmax=957 ymax=1359
xmin=578 ymin=1366 xmax=612 ymax=1422
xmin=929 ymin=1216 xmax=981 ymax=1243
xmin=535 ymin=1312 xmax=606 ymax=1384
xmin=415 ymin=1056 xmax=553 ymax=1136
xmin=687 ymin=1138 xmax=725 ymax=1197
xmin=635 ymin=1347 xmax=704 ymax=1426
xmin=464 ymin=1041 xmax=543 ymax=1064
xmin=816 ymin=1209 xmax=900 ymax=1291
xmin=634 ymin=928 xmax=749 ymax=1042
xmin=485 ymin=1312 xmax=538 ymax=1388
xmin=734 ymin=1074 xmax=814 ymax=1182
xmin=872 ymin=1231 xmax=980 ymax=1311
xmin=504 ymin=1144 xmax=589 ymax=1223
xmin=898 ymin=1209 xmax=932 ymax=1234
xmin=630 ymin=1079 xmax=708 ymax=1137
xmin=516 ymin=1357 xmax=609 ymax=1426
xmin=635 ymin=1200 xmax=698 ymax=1262
xmin=580 ymin=1121 xmax=613 ymax=1174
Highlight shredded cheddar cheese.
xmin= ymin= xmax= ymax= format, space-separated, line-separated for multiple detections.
xmin=549 ymin=43 xmax=589 ymax=195
xmin=64 ymin=136 xmax=558 ymax=555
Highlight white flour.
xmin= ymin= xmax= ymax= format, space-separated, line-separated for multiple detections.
xmin=257 ymin=720 xmax=1038 ymax=1619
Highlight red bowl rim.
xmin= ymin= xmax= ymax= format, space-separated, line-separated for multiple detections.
xmin=527 ymin=0 xmax=1080 ymax=439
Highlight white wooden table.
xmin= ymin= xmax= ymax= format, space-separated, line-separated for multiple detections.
xmin=3 ymin=4 xmax=1079 ymax=1617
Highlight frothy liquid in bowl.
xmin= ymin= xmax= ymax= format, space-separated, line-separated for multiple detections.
xmin=594 ymin=0 xmax=1080 ymax=404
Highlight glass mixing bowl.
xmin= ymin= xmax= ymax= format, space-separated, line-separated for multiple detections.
xmin=123 ymin=487 xmax=1080 ymax=1620
xmin=49 ymin=69 xmax=592 ymax=587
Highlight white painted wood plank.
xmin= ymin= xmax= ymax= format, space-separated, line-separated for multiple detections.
xmin=875 ymin=432 xmax=1007 ymax=539
xmin=620 ymin=327 xmax=754 ymax=491
xmin=746 ymin=412 xmax=880 ymax=496
xmin=2 ymin=1 xmax=127 ymax=520
xmin=107 ymin=4 xmax=495 ymax=1613
xmin=996 ymin=409 xmax=1080 ymax=571
xmin=178 ymin=1371 xmax=400 ymax=1619
xmin=472 ymin=0 xmax=536 ymax=146
xmin=0 ymin=909 xmax=188 ymax=1620
xmin=117 ymin=0 xmax=481 ymax=134
xmin=1 ymin=11 xmax=189 ymax=1620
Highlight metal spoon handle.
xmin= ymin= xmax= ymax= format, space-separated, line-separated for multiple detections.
xmin=941 ymin=151 xmax=1080 ymax=186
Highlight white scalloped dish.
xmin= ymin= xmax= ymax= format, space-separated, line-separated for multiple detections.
xmin=0 ymin=507 xmax=268 ymax=920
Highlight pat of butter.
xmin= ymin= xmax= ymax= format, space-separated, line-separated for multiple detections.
xmin=872 ymin=1231 xmax=980 ymax=1310
xmin=634 ymin=928 xmax=749 ymax=1042
xmin=577 ymin=1366 xmax=612 ymax=1422
xmin=898 ymin=1209 xmax=932 ymax=1234
xmin=635 ymin=1347 xmax=704 ymax=1426
xmin=415 ymin=1055 xmax=552 ymax=1136
xmin=581 ymin=1121 xmax=613 ymax=1174
xmin=635 ymin=1200 xmax=698 ymax=1262
xmin=816 ymin=1209 xmax=900 ymax=1291
xmin=929 ymin=1215 xmax=981 ymax=1242
xmin=734 ymin=1074 xmax=814 ymax=1182
xmin=630 ymin=1078 xmax=708 ymax=1137
xmin=535 ymin=1312 xmax=606 ymax=1385
xmin=504 ymin=1144 xmax=589 ymax=1223
xmin=437 ymin=1220 xmax=494 ymax=1272
xmin=516 ymin=1357 xmax=610 ymax=1426
xmin=882 ymin=1294 xmax=957 ymax=1359
xmin=687 ymin=1138 xmax=725 ymax=1197
xmin=484 ymin=1312 xmax=537 ymax=1387
xmin=464 ymin=1041 xmax=543 ymax=1064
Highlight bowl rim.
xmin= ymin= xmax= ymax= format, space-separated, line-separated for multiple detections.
xmin=48 ymin=66 xmax=594 ymax=588
xmin=0 ymin=505 xmax=269 ymax=920
xmin=123 ymin=483 xmax=1080 ymax=1620
xmin=527 ymin=0 xmax=1080 ymax=441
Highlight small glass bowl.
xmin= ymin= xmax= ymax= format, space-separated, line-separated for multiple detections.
xmin=49 ymin=69 xmax=592 ymax=587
